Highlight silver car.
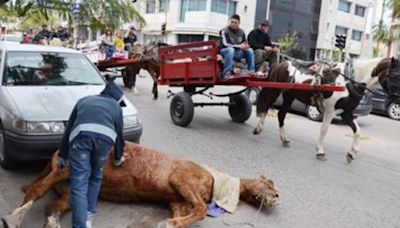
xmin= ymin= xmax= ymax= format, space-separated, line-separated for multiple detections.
xmin=0 ymin=43 xmax=142 ymax=168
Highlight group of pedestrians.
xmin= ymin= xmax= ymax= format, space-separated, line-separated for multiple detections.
xmin=21 ymin=24 xmax=71 ymax=46
xmin=218 ymin=14 xmax=279 ymax=79
xmin=99 ymin=25 xmax=138 ymax=60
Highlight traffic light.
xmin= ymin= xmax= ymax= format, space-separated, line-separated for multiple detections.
xmin=335 ymin=34 xmax=346 ymax=50
xmin=161 ymin=23 xmax=167 ymax=35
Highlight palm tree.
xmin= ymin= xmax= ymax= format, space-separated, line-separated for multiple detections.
xmin=386 ymin=0 xmax=400 ymax=56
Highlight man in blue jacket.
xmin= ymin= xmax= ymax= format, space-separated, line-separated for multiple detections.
xmin=59 ymin=80 xmax=127 ymax=228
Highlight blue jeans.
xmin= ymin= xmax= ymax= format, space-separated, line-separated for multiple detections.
xmin=68 ymin=133 xmax=113 ymax=228
xmin=104 ymin=45 xmax=115 ymax=60
xmin=220 ymin=47 xmax=255 ymax=76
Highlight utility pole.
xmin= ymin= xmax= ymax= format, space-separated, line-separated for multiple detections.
xmin=71 ymin=0 xmax=81 ymax=49
xmin=376 ymin=0 xmax=386 ymax=56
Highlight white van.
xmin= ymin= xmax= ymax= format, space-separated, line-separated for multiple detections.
xmin=0 ymin=43 xmax=142 ymax=168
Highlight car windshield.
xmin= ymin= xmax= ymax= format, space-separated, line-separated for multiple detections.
xmin=3 ymin=52 xmax=104 ymax=86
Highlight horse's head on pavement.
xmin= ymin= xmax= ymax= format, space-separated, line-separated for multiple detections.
xmin=241 ymin=175 xmax=279 ymax=208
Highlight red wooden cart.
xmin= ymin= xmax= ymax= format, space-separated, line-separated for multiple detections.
xmin=158 ymin=40 xmax=344 ymax=127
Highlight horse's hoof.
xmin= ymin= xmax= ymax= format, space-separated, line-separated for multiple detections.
xmin=43 ymin=215 xmax=61 ymax=228
xmin=346 ymin=153 xmax=354 ymax=164
xmin=282 ymin=141 xmax=291 ymax=148
xmin=253 ymin=128 xmax=260 ymax=135
xmin=156 ymin=221 xmax=174 ymax=228
xmin=316 ymin=154 xmax=327 ymax=161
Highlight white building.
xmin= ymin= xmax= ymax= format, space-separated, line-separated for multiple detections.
xmin=315 ymin=0 xmax=378 ymax=59
xmin=132 ymin=0 xmax=257 ymax=45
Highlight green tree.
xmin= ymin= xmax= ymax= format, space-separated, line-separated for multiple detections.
xmin=278 ymin=32 xmax=307 ymax=59
xmin=1 ymin=0 xmax=146 ymax=30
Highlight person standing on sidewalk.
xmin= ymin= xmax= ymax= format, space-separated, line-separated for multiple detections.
xmin=58 ymin=80 xmax=128 ymax=228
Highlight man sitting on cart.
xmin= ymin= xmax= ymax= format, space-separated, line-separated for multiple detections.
xmin=218 ymin=14 xmax=255 ymax=79
xmin=248 ymin=20 xmax=279 ymax=71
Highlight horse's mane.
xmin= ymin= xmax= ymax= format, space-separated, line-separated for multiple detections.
xmin=353 ymin=57 xmax=385 ymax=83
xmin=268 ymin=61 xmax=289 ymax=82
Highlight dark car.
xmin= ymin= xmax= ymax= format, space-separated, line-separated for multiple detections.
xmin=246 ymin=87 xmax=373 ymax=121
xmin=371 ymin=85 xmax=400 ymax=120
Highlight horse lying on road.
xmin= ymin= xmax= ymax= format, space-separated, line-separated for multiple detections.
xmin=1 ymin=142 xmax=279 ymax=228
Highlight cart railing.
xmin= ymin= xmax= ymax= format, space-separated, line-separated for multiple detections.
xmin=159 ymin=40 xmax=220 ymax=86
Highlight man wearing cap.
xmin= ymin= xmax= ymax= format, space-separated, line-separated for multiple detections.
xmin=218 ymin=14 xmax=255 ymax=78
xmin=248 ymin=20 xmax=279 ymax=70
xmin=38 ymin=24 xmax=52 ymax=40
xmin=58 ymin=80 xmax=128 ymax=228
xmin=124 ymin=25 xmax=137 ymax=52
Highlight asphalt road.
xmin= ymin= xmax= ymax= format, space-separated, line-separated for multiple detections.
xmin=1 ymin=75 xmax=399 ymax=228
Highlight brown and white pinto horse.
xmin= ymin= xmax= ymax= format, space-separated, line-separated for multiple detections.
xmin=254 ymin=57 xmax=399 ymax=163
xmin=253 ymin=60 xmax=339 ymax=146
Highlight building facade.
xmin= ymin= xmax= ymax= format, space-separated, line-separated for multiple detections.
xmin=315 ymin=0 xmax=378 ymax=60
xmin=133 ymin=0 xmax=257 ymax=45
xmin=257 ymin=0 xmax=322 ymax=60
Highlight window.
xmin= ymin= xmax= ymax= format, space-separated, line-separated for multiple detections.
xmin=352 ymin=30 xmax=362 ymax=41
xmin=178 ymin=34 xmax=204 ymax=43
xmin=228 ymin=1 xmax=236 ymax=17
xmin=159 ymin=0 xmax=169 ymax=12
xmin=3 ymin=52 xmax=104 ymax=86
xmin=146 ymin=0 xmax=156 ymax=13
xmin=180 ymin=0 xmax=207 ymax=21
xmin=355 ymin=4 xmax=365 ymax=17
xmin=211 ymin=0 xmax=235 ymax=15
xmin=335 ymin=26 xmax=348 ymax=35
xmin=212 ymin=0 xmax=227 ymax=14
xmin=338 ymin=0 xmax=351 ymax=13
xmin=143 ymin=34 xmax=161 ymax=45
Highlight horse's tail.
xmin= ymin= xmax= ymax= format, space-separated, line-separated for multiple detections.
xmin=256 ymin=88 xmax=270 ymax=116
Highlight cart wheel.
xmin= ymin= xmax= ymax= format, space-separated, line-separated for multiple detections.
xmin=229 ymin=93 xmax=252 ymax=123
xmin=170 ymin=92 xmax=194 ymax=127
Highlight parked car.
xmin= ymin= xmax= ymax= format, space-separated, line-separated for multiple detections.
xmin=371 ymin=85 xmax=400 ymax=120
xmin=0 ymin=34 xmax=22 ymax=44
xmin=0 ymin=43 xmax=142 ymax=168
xmin=246 ymin=87 xmax=373 ymax=121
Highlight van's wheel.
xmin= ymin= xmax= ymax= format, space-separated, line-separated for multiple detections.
xmin=229 ymin=93 xmax=252 ymax=123
xmin=0 ymin=126 xmax=12 ymax=169
xmin=170 ymin=92 xmax=194 ymax=127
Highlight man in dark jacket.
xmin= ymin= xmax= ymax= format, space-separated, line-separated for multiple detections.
xmin=124 ymin=25 xmax=137 ymax=52
xmin=248 ymin=20 xmax=279 ymax=70
xmin=59 ymin=80 xmax=127 ymax=228
xmin=219 ymin=14 xmax=255 ymax=78
xmin=54 ymin=26 xmax=70 ymax=42
xmin=38 ymin=24 xmax=52 ymax=40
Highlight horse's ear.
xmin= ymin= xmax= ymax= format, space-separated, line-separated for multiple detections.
xmin=260 ymin=175 xmax=267 ymax=180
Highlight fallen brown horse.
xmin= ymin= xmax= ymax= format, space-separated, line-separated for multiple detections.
xmin=1 ymin=142 xmax=279 ymax=228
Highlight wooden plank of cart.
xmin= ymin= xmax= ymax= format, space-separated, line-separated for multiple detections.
xmin=158 ymin=40 xmax=345 ymax=127
xmin=95 ymin=57 xmax=142 ymax=87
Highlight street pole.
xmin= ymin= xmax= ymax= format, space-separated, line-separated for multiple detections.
xmin=72 ymin=0 xmax=81 ymax=49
